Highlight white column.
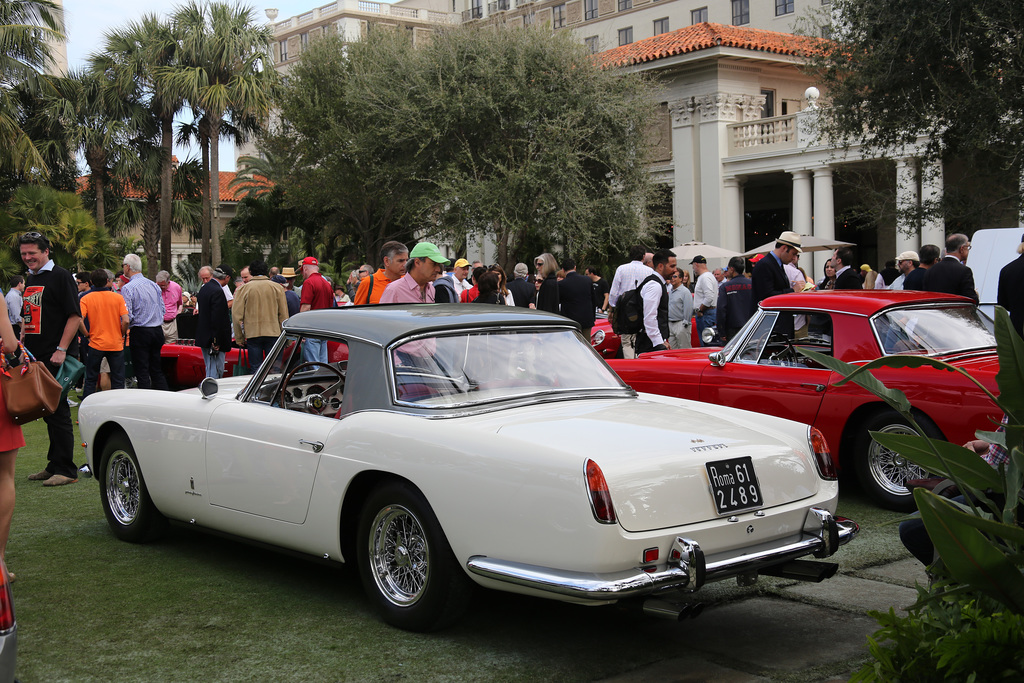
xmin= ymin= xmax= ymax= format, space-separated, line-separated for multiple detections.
xmin=670 ymin=98 xmax=698 ymax=244
xmin=812 ymin=167 xmax=834 ymax=280
xmin=721 ymin=177 xmax=744 ymax=253
xmin=920 ymin=159 xmax=945 ymax=246
xmin=894 ymin=158 xmax=920 ymax=256
xmin=791 ymin=169 xmax=812 ymax=236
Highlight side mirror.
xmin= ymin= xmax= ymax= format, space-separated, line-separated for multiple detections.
xmin=708 ymin=351 xmax=725 ymax=367
xmin=199 ymin=377 xmax=219 ymax=399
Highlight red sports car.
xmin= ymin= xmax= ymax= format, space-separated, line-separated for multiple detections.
xmin=161 ymin=340 xmax=348 ymax=389
xmin=608 ymin=291 xmax=1000 ymax=510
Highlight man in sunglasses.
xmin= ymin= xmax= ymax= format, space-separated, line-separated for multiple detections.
xmin=19 ymin=232 xmax=83 ymax=487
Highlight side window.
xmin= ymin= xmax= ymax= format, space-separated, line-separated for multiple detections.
xmin=754 ymin=311 xmax=833 ymax=367
xmin=252 ymin=333 xmax=349 ymax=416
xmin=736 ymin=312 xmax=777 ymax=362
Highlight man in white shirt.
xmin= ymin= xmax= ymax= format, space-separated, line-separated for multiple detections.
xmin=609 ymin=246 xmax=654 ymax=358
xmin=5 ymin=275 xmax=23 ymax=338
xmin=635 ymin=249 xmax=677 ymax=355
xmin=691 ymin=255 xmax=718 ymax=346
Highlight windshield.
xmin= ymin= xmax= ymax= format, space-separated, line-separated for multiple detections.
xmin=390 ymin=328 xmax=629 ymax=407
xmin=871 ymin=305 xmax=995 ymax=355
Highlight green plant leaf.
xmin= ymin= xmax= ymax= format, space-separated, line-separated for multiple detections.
xmin=993 ymin=306 xmax=1024 ymax=424
xmin=917 ymin=490 xmax=1024 ymax=613
xmin=871 ymin=433 xmax=1004 ymax=493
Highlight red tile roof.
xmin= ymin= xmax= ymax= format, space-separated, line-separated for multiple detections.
xmin=595 ymin=22 xmax=827 ymax=69
xmin=77 ymin=171 xmax=244 ymax=202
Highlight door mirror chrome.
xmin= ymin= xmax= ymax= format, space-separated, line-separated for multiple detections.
xmin=708 ymin=351 xmax=725 ymax=367
xmin=199 ymin=377 xmax=219 ymax=399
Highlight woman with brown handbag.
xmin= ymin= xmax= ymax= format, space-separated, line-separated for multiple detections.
xmin=0 ymin=313 xmax=24 ymax=578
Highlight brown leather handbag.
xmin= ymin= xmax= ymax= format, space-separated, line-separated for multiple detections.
xmin=1 ymin=344 xmax=62 ymax=424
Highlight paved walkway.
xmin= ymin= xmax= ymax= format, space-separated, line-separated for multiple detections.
xmin=599 ymin=558 xmax=927 ymax=682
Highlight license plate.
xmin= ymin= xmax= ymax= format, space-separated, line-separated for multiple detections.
xmin=706 ymin=456 xmax=763 ymax=515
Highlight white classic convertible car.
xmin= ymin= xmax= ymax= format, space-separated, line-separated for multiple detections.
xmin=80 ymin=305 xmax=857 ymax=631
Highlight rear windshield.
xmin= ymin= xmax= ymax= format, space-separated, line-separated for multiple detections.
xmin=391 ymin=328 xmax=629 ymax=407
xmin=871 ymin=305 xmax=995 ymax=355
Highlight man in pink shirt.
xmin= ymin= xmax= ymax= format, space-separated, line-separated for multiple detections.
xmin=380 ymin=242 xmax=450 ymax=304
xmin=156 ymin=270 xmax=183 ymax=343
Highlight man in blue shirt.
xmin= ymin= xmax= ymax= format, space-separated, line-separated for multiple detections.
xmin=121 ymin=254 xmax=169 ymax=390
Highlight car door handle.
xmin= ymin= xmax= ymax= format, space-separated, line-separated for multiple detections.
xmin=299 ymin=439 xmax=324 ymax=453
xmin=800 ymin=383 xmax=826 ymax=392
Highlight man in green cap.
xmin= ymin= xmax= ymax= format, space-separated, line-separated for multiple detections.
xmin=380 ymin=242 xmax=451 ymax=304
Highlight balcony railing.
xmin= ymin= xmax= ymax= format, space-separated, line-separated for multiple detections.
xmin=728 ymin=114 xmax=797 ymax=154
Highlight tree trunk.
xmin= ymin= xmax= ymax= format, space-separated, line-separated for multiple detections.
xmin=200 ymin=117 xmax=212 ymax=266
xmin=144 ymin=201 xmax=160 ymax=279
xmin=85 ymin=147 xmax=106 ymax=230
xmin=210 ymin=115 xmax=223 ymax=267
xmin=159 ymin=117 xmax=173 ymax=277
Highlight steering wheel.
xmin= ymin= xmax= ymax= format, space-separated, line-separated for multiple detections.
xmin=767 ymin=339 xmax=798 ymax=363
xmin=279 ymin=362 xmax=345 ymax=415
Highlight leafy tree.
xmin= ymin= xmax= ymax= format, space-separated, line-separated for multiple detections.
xmin=163 ymin=1 xmax=278 ymax=266
xmin=811 ymin=0 xmax=1024 ymax=222
xmin=0 ymin=0 xmax=64 ymax=181
xmin=106 ymin=153 xmax=203 ymax=277
xmin=92 ymin=14 xmax=183 ymax=272
xmin=267 ymin=26 xmax=659 ymax=271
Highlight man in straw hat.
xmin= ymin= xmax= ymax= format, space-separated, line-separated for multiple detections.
xmin=751 ymin=231 xmax=802 ymax=338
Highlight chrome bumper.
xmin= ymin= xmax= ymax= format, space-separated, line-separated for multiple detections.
xmin=465 ymin=507 xmax=858 ymax=601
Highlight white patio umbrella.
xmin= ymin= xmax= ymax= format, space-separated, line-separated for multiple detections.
xmin=669 ymin=242 xmax=743 ymax=261
xmin=741 ymin=234 xmax=854 ymax=257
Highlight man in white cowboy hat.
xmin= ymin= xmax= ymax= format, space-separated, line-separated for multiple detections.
xmin=751 ymin=230 xmax=802 ymax=337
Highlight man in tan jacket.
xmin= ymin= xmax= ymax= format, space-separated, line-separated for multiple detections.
xmin=232 ymin=260 xmax=289 ymax=371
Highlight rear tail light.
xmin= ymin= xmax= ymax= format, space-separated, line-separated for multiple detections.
xmin=585 ymin=459 xmax=617 ymax=524
xmin=809 ymin=427 xmax=837 ymax=480
xmin=0 ymin=561 xmax=14 ymax=632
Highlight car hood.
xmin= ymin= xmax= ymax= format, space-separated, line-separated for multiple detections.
xmin=491 ymin=396 xmax=824 ymax=532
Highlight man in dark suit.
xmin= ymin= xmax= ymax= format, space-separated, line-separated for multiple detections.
xmin=196 ymin=267 xmax=232 ymax=379
xmin=831 ymin=247 xmax=863 ymax=290
xmin=751 ymin=231 xmax=801 ymax=338
xmin=558 ymin=257 xmax=596 ymax=339
xmin=923 ymin=233 xmax=977 ymax=302
xmin=997 ymin=233 xmax=1024 ymax=337
xmin=507 ymin=263 xmax=535 ymax=308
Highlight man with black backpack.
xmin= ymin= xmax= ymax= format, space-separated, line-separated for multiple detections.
xmin=609 ymin=246 xmax=654 ymax=358
xmin=635 ymin=249 xmax=677 ymax=355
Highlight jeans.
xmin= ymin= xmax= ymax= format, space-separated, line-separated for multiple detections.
xmin=129 ymin=325 xmax=168 ymax=390
xmin=202 ymin=347 xmax=226 ymax=379
xmin=245 ymin=336 xmax=277 ymax=373
xmin=83 ymin=346 xmax=125 ymax=398
xmin=696 ymin=309 xmax=717 ymax=347
xmin=303 ymin=337 xmax=328 ymax=364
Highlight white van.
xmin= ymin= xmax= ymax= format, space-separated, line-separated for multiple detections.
xmin=968 ymin=227 xmax=1023 ymax=318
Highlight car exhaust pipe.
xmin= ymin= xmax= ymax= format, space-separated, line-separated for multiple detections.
xmin=642 ymin=598 xmax=705 ymax=621
xmin=760 ymin=559 xmax=839 ymax=583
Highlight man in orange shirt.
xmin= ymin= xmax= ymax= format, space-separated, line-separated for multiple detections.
xmin=353 ymin=241 xmax=408 ymax=305
xmin=78 ymin=269 xmax=129 ymax=397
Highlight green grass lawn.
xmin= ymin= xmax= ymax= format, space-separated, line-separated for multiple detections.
xmin=7 ymin=411 xmax=908 ymax=682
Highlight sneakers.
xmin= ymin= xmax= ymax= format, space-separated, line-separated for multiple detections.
xmin=27 ymin=470 xmax=52 ymax=481
xmin=42 ymin=474 xmax=78 ymax=487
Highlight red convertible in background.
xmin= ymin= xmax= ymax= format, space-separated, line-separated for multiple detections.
xmin=608 ymin=291 xmax=1001 ymax=510
xmin=161 ymin=340 xmax=348 ymax=389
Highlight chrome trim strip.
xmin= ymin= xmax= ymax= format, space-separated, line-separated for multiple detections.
xmin=465 ymin=508 xmax=857 ymax=601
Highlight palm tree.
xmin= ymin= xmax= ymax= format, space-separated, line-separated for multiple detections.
xmin=107 ymin=151 xmax=203 ymax=277
xmin=0 ymin=184 xmax=107 ymax=272
xmin=162 ymin=1 xmax=278 ymax=265
xmin=46 ymin=69 xmax=154 ymax=230
xmin=0 ymin=0 xmax=65 ymax=180
xmin=90 ymin=14 xmax=182 ymax=272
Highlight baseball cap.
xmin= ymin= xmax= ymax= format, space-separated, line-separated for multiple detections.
xmin=409 ymin=242 xmax=450 ymax=265
xmin=211 ymin=268 xmax=228 ymax=280
xmin=300 ymin=256 xmax=318 ymax=266
xmin=690 ymin=255 xmax=707 ymax=264
xmin=270 ymin=274 xmax=287 ymax=284
xmin=453 ymin=258 xmax=470 ymax=268
xmin=896 ymin=250 xmax=919 ymax=262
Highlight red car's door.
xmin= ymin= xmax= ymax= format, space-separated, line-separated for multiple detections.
xmin=699 ymin=311 xmax=831 ymax=426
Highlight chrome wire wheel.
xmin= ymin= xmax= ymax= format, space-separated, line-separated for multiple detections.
xmin=368 ymin=504 xmax=429 ymax=607
xmin=867 ymin=423 xmax=928 ymax=496
xmin=106 ymin=450 xmax=141 ymax=526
